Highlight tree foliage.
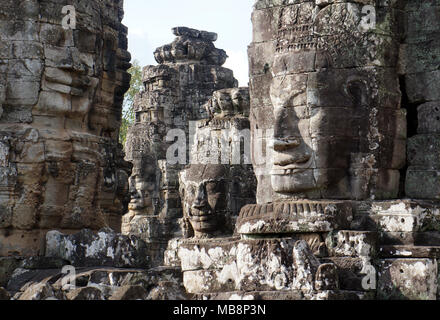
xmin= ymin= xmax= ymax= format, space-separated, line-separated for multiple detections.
xmin=119 ymin=60 xmax=143 ymax=145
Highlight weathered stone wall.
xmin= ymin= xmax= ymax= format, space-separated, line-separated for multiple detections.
xmin=0 ymin=0 xmax=131 ymax=256
xmin=403 ymin=0 xmax=440 ymax=199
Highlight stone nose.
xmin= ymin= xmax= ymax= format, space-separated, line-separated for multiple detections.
xmin=192 ymin=185 xmax=208 ymax=209
xmin=273 ymin=106 xmax=302 ymax=147
xmin=273 ymin=138 xmax=301 ymax=152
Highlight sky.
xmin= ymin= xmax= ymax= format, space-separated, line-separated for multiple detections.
xmin=123 ymin=0 xmax=255 ymax=86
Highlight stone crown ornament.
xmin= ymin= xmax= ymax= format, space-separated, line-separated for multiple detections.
xmin=154 ymin=27 xmax=228 ymax=66
xmin=205 ymin=88 xmax=251 ymax=118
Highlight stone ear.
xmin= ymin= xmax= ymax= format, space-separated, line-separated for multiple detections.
xmin=343 ymin=77 xmax=369 ymax=107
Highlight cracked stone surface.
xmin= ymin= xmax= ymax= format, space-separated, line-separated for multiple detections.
xmin=0 ymin=0 xmax=132 ymax=257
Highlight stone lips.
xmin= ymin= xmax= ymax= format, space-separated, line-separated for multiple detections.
xmin=236 ymin=201 xmax=353 ymax=235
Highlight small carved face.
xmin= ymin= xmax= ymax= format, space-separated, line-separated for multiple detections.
xmin=181 ymin=165 xmax=229 ymax=238
xmin=213 ymin=91 xmax=233 ymax=117
xmin=128 ymin=157 xmax=156 ymax=214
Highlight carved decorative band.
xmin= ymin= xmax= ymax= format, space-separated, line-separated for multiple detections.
xmin=236 ymin=201 xmax=353 ymax=235
xmin=239 ymin=201 xmax=352 ymax=221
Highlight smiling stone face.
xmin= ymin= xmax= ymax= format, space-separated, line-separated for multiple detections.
xmin=269 ymin=57 xmax=406 ymax=200
xmin=180 ymin=164 xmax=230 ymax=238
xmin=128 ymin=161 xmax=156 ymax=215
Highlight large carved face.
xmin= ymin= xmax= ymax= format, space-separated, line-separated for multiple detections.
xmin=269 ymin=57 xmax=404 ymax=200
xmin=180 ymin=165 xmax=229 ymax=238
xmin=261 ymin=1 xmax=405 ymax=201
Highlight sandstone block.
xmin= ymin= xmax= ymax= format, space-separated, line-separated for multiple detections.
xmin=325 ymin=231 xmax=377 ymax=258
xmin=45 ymin=229 xmax=150 ymax=268
xmin=406 ymin=70 xmax=440 ymax=103
xmin=406 ymin=169 xmax=440 ymax=200
xmin=407 ymin=134 xmax=440 ymax=168
xmin=418 ymin=102 xmax=440 ymax=134
xmin=377 ymin=259 xmax=438 ymax=300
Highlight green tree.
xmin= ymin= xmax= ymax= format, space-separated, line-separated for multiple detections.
xmin=119 ymin=60 xmax=143 ymax=145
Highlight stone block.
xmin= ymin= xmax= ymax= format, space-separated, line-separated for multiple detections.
xmin=45 ymin=229 xmax=150 ymax=268
xmin=0 ymin=257 xmax=22 ymax=287
xmin=406 ymin=169 xmax=440 ymax=200
xmin=402 ymin=40 xmax=440 ymax=74
xmin=0 ymin=230 xmax=45 ymax=257
xmin=322 ymin=257 xmax=373 ymax=292
xmin=379 ymin=231 xmax=440 ymax=246
xmin=377 ymin=258 xmax=438 ymax=300
xmin=248 ymin=41 xmax=276 ymax=77
xmin=379 ymin=245 xmax=440 ymax=259
xmin=5 ymin=80 xmax=40 ymax=106
xmin=407 ymin=5 xmax=440 ymax=42
xmin=418 ymin=102 xmax=440 ymax=134
xmin=307 ymin=67 xmax=400 ymax=109
xmin=406 ymin=70 xmax=440 ymax=103
xmin=408 ymin=134 xmax=440 ymax=169
xmin=325 ymin=231 xmax=377 ymax=258
xmin=353 ymin=200 xmax=440 ymax=233
xmin=179 ymin=239 xmax=336 ymax=294
xmin=251 ymin=6 xmax=281 ymax=43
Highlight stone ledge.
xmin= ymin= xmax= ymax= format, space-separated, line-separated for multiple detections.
xmin=379 ymin=245 xmax=440 ymax=258
xmin=237 ymin=201 xmax=353 ymax=235
xmin=195 ymin=290 xmax=370 ymax=301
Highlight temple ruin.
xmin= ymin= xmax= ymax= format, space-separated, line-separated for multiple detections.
xmin=1 ymin=0 xmax=440 ymax=301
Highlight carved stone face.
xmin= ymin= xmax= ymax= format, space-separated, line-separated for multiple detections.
xmin=269 ymin=57 xmax=404 ymax=200
xmin=247 ymin=1 xmax=405 ymax=202
xmin=180 ymin=165 xmax=229 ymax=238
xmin=128 ymin=156 xmax=156 ymax=215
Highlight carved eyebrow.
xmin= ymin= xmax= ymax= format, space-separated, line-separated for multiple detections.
xmin=204 ymin=179 xmax=227 ymax=184
xmin=185 ymin=179 xmax=227 ymax=188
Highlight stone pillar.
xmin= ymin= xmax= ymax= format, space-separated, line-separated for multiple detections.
xmin=122 ymin=27 xmax=238 ymax=266
xmin=0 ymin=0 xmax=131 ymax=256
xmin=404 ymin=0 xmax=440 ymax=200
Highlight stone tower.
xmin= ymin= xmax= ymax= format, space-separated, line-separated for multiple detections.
xmin=122 ymin=27 xmax=238 ymax=266
xmin=0 ymin=0 xmax=131 ymax=256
